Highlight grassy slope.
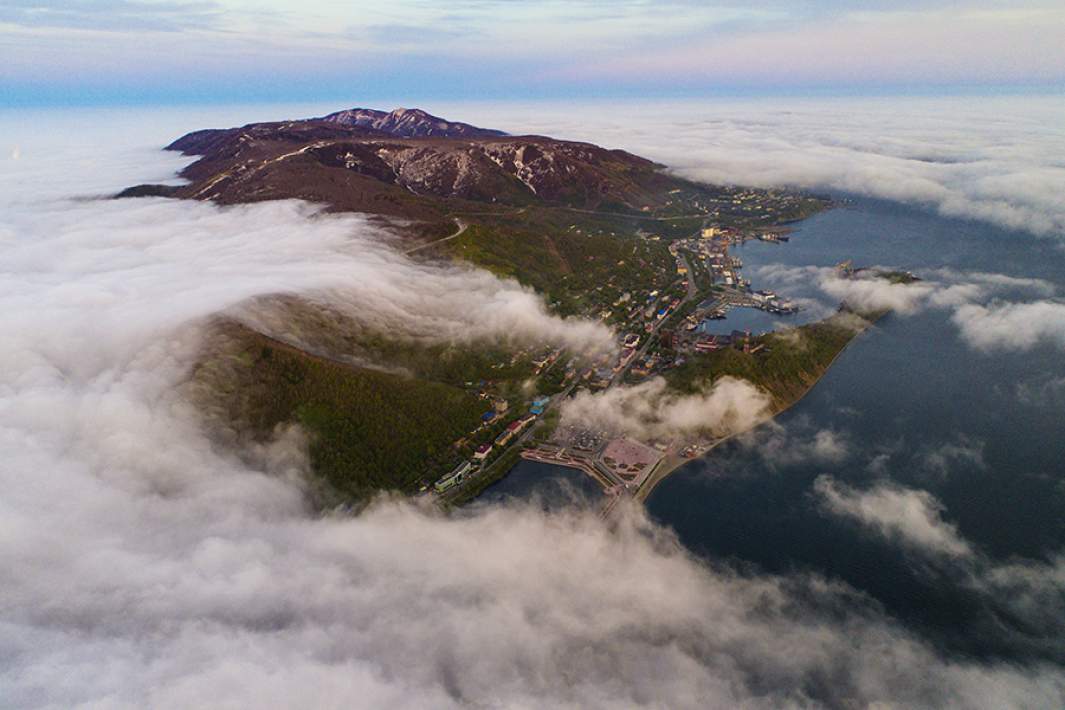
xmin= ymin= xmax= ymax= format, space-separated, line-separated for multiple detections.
xmin=192 ymin=323 xmax=485 ymax=502
xmin=444 ymin=212 xmax=674 ymax=316
xmin=666 ymin=313 xmax=871 ymax=408
xmin=181 ymin=158 xmax=833 ymax=506
xmin=228 ymin=295 xmax=541 ymax=392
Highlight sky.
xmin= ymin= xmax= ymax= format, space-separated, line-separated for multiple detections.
xmin=3 ymin=0 xmax=1065 ymax=105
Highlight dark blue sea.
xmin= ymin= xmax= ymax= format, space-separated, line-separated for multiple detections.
xmin=506 ymin=196 xmax=1065 ymax=664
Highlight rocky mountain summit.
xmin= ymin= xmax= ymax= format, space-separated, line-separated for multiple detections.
xmin=319 ymin=107 xmax=507 ymax=139
xmin=124 ymin=107 xmax=688 ymax=217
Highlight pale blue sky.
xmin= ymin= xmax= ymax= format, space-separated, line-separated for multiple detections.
xmin=2 ymin=0 xmax=1063 ymax=105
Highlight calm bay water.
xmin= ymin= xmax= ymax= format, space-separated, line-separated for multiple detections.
xmin=498 ymin=195 xmax=1064 ymax=662
xmin=481 ymin=459 xmax=604 ymax=510
xmin=697 ymin=306 xmax=800 ymax=336
xmin=647 ymin=196 xmax=1065 ymax=662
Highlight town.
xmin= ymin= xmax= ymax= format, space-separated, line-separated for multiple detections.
xmin=428 ymin=219 xmax=809 ymax=509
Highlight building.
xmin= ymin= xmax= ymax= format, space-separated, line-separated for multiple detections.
xmin=505 ymin=415 xmax=536 ymax=438
xmin=473 ymin=443 xmax=493 ymax=461
xmin=530 ymin=396 xmax=550 ymax=415
xmin=694 ymin=336 xmax=725 ymax=353
xmin=434 ymin=460 xmax=473 ymax=493
xmin=631 ymin=354 xmax=658 ymax=377
xmin=613 ymin=347 xmax=636 ymax=372
xmin=592 ymin=368 xmax=614 ymax=389
xmin=731 ymin=330 xmax=752 ymax=352
xmin=751 ymin=290 xmax=777 ymax=305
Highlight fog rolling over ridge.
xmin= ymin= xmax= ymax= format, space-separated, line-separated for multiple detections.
xmin=456 ymin=96 xmax=1065 ymax=353
xmin=445 ymin=95 xmax=1065 ymax=239
xmin=1 ymin=106 xmax=1064 ymax=708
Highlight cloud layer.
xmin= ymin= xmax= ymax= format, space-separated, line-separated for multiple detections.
xmin=560 ymin=376 xmax=771 ymax=441
xmin=813 ymin=477 xmax=1065 ymax=656
xmin=455 ymin=95 xmax=1065 ymax=239
xmin=2 ymin=105 xmax=1064 ymax=708
xmin=750 ymin=262 xmax=1065 ymax=351
xmin=5 ymin=170 xmax=1062 ymax=709
xmin=953 ymin=300 xmax=1065 ymax=352
xmin=814 ymin=476 xmax=974 ymax=558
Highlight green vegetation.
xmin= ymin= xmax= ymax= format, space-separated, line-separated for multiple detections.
xmin=232 ymin=295 xmax=540 ymax=394
xmin=192 ymin=323 xmax=485 ymax=503
xmin=444 ymin=211 xmax=674 ymax=317
xmin=172 ymin=115 xmax=842 ymax=509
xmin=875 ymin=269 xmax=921 ymax=285
xmin=531 ymin=408 xmax=561 ymax=443
xmin=667 ymin=313 xmax=872 ymax=407
xmin=445 ymin=445 xmax=526 ymax=507
xmin=536 ymin=361 xmax=571 ymax=396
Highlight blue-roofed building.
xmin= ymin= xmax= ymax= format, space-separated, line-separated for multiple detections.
xmin=530 ymin=396 xmax=550 ymax=415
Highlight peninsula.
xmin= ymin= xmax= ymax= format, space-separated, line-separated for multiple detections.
xmin=123 ymin=107 xmax=891 ymax=512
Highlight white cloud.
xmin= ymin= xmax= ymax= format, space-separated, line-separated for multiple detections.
xmin=952 ymin=300 xmax=1065 ymax=351
xmin=560 ymin=376 xmax=771 ymax=441
xmin=812 ymin=476 xmax=1065 ymax=651
xmin=453 ymin=96 xmax=1065 ymax=240
xmin=737 ymin=419 xmax=851 ymax=469
xmin=926 ymin=269 xmax=1056 ymax=308
xmin=1016 ymin=374 xmax=1065 ymax=406
xmin=814 ymin=476 xmax=974 ymax=558
xmin=982 ymin=554 xmax=1065 ymax=636
xmin=820 ymin=272 xmax=935 ymax=315
xmin=2 ymin=101 xmax=1064 ymax=710
xmin=1 ymin=196 xmax=613 ymax=365
xmin=750 ymin=264 xmax=935 ymax=315
xmin=921 ymin=437 xmax=986 ymax=477
xmin=750 ymin=263 xmax=1065 ymax=352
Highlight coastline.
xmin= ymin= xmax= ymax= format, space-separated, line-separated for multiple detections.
xmin=487 ymin=309 xmax=881 ymax=513
xmin=632 ymin=311 xmax=880 ymax=504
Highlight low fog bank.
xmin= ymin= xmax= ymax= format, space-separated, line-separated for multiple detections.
xmin=812 ymin=476 xmax=1065 ymax=655
xmin=0 ymin=204 xmax=1058 ymax=710
xmin=445 ymin=95 xmax=1065 ymax=240
xmin=752 ymin=263 xmax=1065 ymax=352
xmin=560 ymin=376 xmax=770 ymax=441
xmin=2 ymin=110 xmax=1064 ymax=708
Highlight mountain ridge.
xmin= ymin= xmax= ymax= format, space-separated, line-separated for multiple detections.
xmin=129 ymin=107 xmax=693 ymax=218
xmin=318 ymin=107 xmax=508 ymax=139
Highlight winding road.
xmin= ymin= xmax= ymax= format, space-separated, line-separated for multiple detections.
xmin=404 ymin=219 xmax=468 ymax=255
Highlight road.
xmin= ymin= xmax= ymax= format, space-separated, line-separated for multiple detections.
xmin=404 ymin=219 xmax=468 ymax=255
xmin=610 ymin=251 xmax=698 ymax=386
xmin=438 ymin=357 xmax=589 ymax=504
xmin=439 ymin=224 xmax=716 ymax=505
xmin=193 ymin=140 xmax=331 ymax=199
xmin=550 ymin=206 xmax=710 ymax=221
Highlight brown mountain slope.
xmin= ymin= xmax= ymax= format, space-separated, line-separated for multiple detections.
xmin=319 ymin=106 xmax=507 ymax=139
xmin=121 ymin=109 xmax=719 ymax=219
